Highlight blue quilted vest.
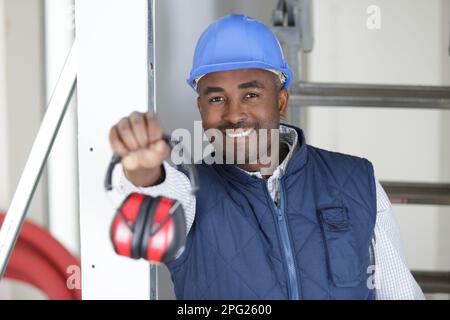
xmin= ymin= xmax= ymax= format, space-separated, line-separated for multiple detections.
xmin=166 ymin=124 xmax=377 ymax=300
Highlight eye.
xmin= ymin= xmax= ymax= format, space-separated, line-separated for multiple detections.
xmin=209 ymin=96 xmax=225 ymax=103
xmin=244 ymin=92 xmax=259 ymax=99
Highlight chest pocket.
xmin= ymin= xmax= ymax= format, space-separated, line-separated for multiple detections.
xmin=318 ymin=206 xmax=365 ymax=287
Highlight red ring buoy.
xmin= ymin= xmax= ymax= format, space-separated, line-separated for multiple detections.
xmin=0 ymin=212 xmax=81 ymax=299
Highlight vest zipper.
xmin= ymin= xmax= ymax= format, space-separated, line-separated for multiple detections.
xmin=267 ymin=179 xmax=300 ymax=300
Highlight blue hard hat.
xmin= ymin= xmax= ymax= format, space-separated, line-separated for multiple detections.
xmin=187 ymin=14 xmax=293 ymax=91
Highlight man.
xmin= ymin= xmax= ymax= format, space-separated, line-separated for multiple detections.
xmin=109 ymin=14 xmax=424 ymax=299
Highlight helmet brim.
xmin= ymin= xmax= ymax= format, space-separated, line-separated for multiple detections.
xmin=187 ymin=60 xmax=293 ymax=92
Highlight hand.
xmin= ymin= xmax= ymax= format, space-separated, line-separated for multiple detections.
xmin=109 ymin=111 xmax=170 ymax=187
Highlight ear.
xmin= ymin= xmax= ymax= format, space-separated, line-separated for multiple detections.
xmin=278 ymin=88 xmax=289 ymax=120
xmin=197 ymin=96 xmax=202 ymax=113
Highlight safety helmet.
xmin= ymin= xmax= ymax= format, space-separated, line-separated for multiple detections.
xmin=187 ymin=14 xmax=293 ymax=91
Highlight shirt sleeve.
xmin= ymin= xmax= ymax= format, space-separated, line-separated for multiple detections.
xmin=112 ymin=160 xmax=196 ymax=237
xmin=373 ymin=177 xmax=425 ymax=300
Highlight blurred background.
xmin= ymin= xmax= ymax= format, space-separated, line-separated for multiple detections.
xmin=0 ymin=0 xmax=449 ymax=299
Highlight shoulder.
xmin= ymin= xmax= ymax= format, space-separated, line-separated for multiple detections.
xmin=307 ymin=144 xmax=375 ymax=183
xmin=306 ymin=145 xmax=376 ymax=205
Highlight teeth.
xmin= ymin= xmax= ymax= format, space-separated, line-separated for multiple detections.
xmin=225 ymin=128 xmax=254 ymax=138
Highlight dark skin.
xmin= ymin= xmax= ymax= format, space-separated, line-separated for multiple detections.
xmin=197 ymin=68 xmax=290 ymax=178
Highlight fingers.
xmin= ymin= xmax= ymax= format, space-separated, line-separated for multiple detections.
xmin=109 ymin=111 xmax=170 ymax=171
xmin=129 ymin=111 xmax=149 ymax=148
xmin=145 ymin=112 xmax=164 ymax=144
xmin=109 ymin=125 xmax=129 ymax=157
xmin=122 ymin=140 xmax=171 ymax=170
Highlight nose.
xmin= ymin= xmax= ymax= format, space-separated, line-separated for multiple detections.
xmin=222 ymin=98 xmax=247 ymax=125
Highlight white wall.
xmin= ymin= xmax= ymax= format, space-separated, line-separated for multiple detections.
xmin=0 ymin=0 xmax=8 ymax=209
xmin=0 ymin=0 xmax=48 ymax=299
xmin=437 ymin=0 xmax=450 ymax=275
xmin=0 ymin=0 xmax=47 ymax=227
xmin=305 ymin=0 xmax=450 ymax=271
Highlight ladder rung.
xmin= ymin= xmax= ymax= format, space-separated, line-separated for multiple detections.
xmin=411 ymin=270 xmax=450 ymax=294
xmin=381 ymin=181 xmax=450 ymax=205
xmin=290 ymin=82 xmax=450 ymax=109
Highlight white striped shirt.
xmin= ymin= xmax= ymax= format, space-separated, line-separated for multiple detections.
xmin=112 ymin=126 xmax=425 ymax=300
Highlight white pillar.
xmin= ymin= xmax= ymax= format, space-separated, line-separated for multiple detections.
xmin=75 ymin=0 xmax=151 ymax=299
xmin=44 ymin=0 xmax=79 ymax=256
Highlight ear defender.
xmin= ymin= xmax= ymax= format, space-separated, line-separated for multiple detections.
xmin=110 ymin=193 xmax=187 ymax=263
xmin=105 ymin=134 xmax=197 ymax=264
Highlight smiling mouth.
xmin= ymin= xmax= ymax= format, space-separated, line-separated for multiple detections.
xmin=224 ymin=128 xmax=255 ymax=138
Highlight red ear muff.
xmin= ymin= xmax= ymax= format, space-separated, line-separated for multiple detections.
xmin=130 ymin=196 xmax=154 ymax=259
xmin=141 ymin=197 xmax=186 ymax=263
xmin=110 ymin=194 xmax=187 ymax=263
xmin=110 ymin=193 xmax=146 ymax=258
xmin=106 ymin=133 xmax=197 ymax=264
